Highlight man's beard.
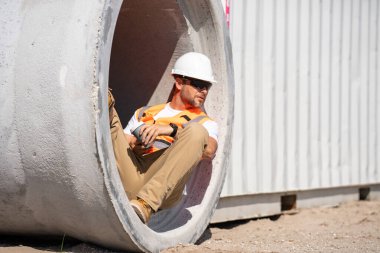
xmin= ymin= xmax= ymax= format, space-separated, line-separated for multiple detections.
xmin=181 ymin=89 xmax=204 ymax=108
xmin=189 ymin=97 xmax=204 ymax=108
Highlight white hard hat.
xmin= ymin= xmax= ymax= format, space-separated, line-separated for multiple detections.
xmin=171 ymin=52 xmax=216 ymax=83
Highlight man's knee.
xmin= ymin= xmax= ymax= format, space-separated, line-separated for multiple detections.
xmin=180 ymin=123 xmax=208 ymax=143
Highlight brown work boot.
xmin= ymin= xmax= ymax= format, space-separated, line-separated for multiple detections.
xmin=130 ymin=198 xmax=153 ymax=224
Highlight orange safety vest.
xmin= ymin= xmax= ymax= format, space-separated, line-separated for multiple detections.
xmin=135 ymin=103 xmax=212 ymax=155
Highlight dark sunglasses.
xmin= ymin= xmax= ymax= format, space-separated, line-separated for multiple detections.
xmin=182 ymin=77 xmax=212 ymax=90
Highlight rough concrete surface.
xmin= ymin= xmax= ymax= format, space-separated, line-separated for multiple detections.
xmin=0 ymin=200 xmax=379 ymax=252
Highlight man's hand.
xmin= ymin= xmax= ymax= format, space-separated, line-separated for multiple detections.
xmin=202 ymin=137 xmax=218 ymax=160
xmin=138 ymin=124 xmax=173 ymax=147
xmin=125 ymin=134 xmax=137 ymax=149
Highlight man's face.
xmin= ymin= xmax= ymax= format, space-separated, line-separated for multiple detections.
xmin=179 ymin=77 xmax=212 ymax=108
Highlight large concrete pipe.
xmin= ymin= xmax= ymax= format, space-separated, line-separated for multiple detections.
xmin=0 ymin=0 xmax=233 ymax=252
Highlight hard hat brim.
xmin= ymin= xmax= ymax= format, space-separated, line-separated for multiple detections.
xmin=171 ymin=69 xmax=217 ymax=84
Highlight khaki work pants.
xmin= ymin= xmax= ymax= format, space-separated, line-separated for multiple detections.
xmin=110 ymin=107 xmax=208 ymax=211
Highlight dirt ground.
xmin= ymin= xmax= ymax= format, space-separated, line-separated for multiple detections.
xmin=1 ymin=200 xmax=379 ymax=253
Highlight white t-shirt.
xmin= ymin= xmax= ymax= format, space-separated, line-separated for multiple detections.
xmin=123 ymin=103 xmax=218 ymax=142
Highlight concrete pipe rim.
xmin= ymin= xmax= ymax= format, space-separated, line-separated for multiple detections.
xmin=96 ymin=0 xmax=234 ymax=252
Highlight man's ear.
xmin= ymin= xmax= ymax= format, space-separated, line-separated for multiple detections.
xmin=174 ymin=77 xmax=183 ymax=90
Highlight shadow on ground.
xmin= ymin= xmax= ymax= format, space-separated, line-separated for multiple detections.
xmin=0 ymin=235 xmax=122 ymax=253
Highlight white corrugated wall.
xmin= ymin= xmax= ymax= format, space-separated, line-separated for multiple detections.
xmin=222 ymin=0 xmax=380 ymax=197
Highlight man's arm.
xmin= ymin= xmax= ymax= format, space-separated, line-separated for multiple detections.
xmin=202 ymin=137 xmax=218 ymax=160
xmin=125 ymin=123 xmax=171 ymax=145
xmin=135 ymin=124 xmax=173 ymax=147
xmin=128 ymin=122 xmax=218 ymax=160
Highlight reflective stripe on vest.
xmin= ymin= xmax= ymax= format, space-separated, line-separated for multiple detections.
xmin=152 ymin=139 xmax=171 ymax=150
xmin=137 ymin=105 xmax=152 ymax=121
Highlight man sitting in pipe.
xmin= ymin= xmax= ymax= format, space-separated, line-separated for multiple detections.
xmin=108 ymin=52 xmax=218 ymax=224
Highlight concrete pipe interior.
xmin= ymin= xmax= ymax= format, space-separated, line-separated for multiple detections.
xmin=108 ymin=0 xmax=232 ymax=233
xmin=0 ymin=0 xmax=233 ymax=252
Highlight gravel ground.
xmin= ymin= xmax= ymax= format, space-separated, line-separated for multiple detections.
xmin=1 ymin=200 xmax=379 ymax=253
